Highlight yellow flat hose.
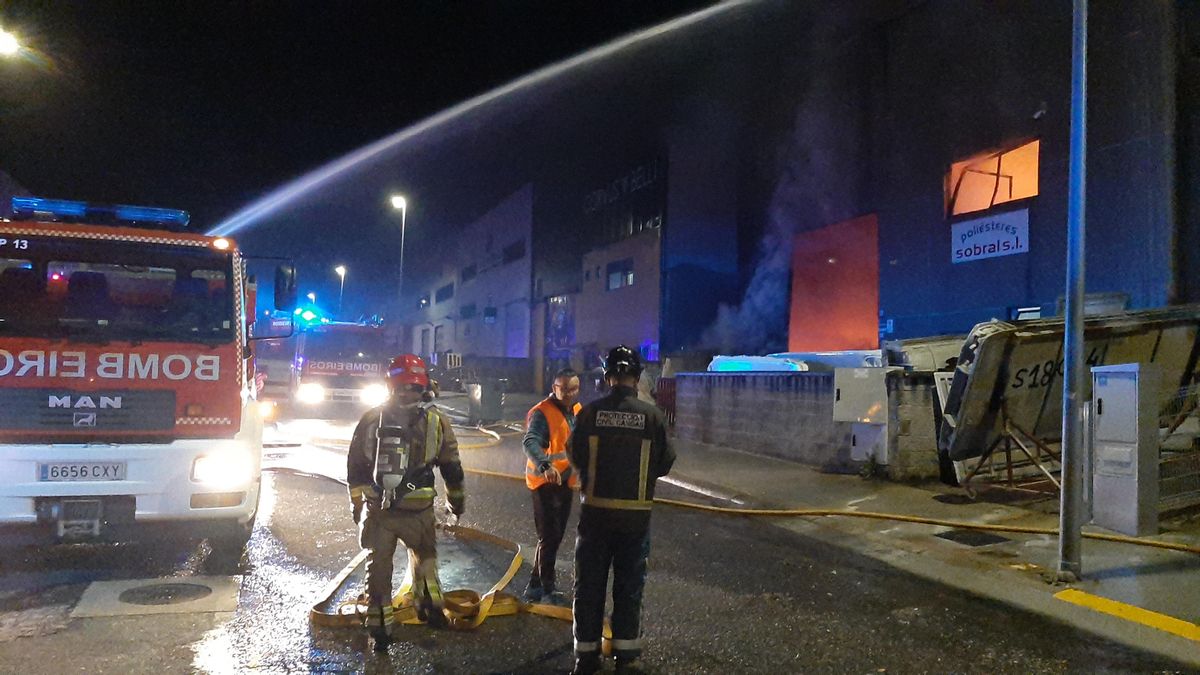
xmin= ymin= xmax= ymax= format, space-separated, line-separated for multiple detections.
xmin=305 ymin=452 xmax=1200 ymax=635
xmin=310 ymin=522 xmax=575 ymax=631
xmin=462 ymin=466 xmax=1200 ymax=557
xmin=650 ymin=497 xmax=1200 ymax=556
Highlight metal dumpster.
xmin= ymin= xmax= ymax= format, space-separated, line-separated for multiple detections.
xmin=466 ymin=378 xmax=507 ymax=424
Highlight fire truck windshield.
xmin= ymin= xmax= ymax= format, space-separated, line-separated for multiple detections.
xmin=303 ymin=328 xmax=386 ymax=362
xmin=0 ymin=237 xmax=234 ymax=344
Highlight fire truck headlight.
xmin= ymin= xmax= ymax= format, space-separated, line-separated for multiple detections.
xmin=192 ymin=449 xmax=255 ymax=489
xmin=360 ymin=384 xmax=389 ymax=407
xmin=257 ymin=400 xmax=277 ymax=419
xmin=296 ymin=382 xmax=326 ymax=405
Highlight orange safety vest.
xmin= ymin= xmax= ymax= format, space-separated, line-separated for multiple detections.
xmin=525 ymin=398 xmax=582 ymax=490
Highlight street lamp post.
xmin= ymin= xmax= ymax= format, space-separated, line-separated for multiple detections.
xmin=1057 ymin=0 xmax=1088 ymax=582
xmin=390 ymin=194 xmax=407 ymax=306
xmin=335 ymin=265 xmax=347 ymax=317
xmin=307 ymin=292 xmax=316 ymax=303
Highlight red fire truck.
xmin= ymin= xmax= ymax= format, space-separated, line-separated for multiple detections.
xmin=0 ymin=197 xmax=296 ymax=568
xmin=293 ymin=321 xmax=390 ymax=410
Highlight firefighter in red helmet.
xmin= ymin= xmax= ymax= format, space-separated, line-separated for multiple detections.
xmin=347 ymin=354 xmax=465 ymax=651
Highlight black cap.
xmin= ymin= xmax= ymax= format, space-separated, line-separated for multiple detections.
xmin=603 ymin=345 xmax=643 ymax=378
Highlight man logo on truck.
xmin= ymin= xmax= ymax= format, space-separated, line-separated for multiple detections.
xmin=49 ymin=395 xmax=123 ymax=409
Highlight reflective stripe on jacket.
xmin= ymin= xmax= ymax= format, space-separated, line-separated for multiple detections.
xmin=569 ymin=385 xmax=675 ymax=531
xmin=524 ymin=397 xmax=581 ymax=490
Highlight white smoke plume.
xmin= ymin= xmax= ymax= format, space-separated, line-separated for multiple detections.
xmin=702 ymin=20 xmax=873 ymax=355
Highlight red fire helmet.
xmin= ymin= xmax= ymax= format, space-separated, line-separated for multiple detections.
xmin=387 ymin=354 xmax=430 ymax=390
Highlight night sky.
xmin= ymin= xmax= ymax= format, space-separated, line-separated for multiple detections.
xmin=0 ymin=2 xmax=715 ymax=226
xmin=3 ymin=1 xmax=841 ymax=331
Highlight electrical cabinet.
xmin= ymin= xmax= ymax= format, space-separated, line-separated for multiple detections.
xmin=833 ymin=368 xmax=888 ymax=424
xmin=834 ymin=368 xmax=889 ymax=465
xmin=1091 ymin=363 xmax=1159 ymax=536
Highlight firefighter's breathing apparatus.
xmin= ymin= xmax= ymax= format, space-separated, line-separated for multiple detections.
xmin=375 ymin=418 xmax=413 ymax=510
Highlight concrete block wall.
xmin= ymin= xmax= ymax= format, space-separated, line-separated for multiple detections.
xmin=886 ymin=371 xmax=940 ymax=481
xmin=674 ymin=372 xmax=856 ymax=472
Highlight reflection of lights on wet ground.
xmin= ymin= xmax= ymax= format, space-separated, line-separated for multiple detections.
xmin=193 ymin=473 xmax=360 ymax=673
xmin=256 ymin=471 xmax=278 ymax=528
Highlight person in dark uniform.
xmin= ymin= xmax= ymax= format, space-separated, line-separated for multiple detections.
xmin=568 ymin=345 xmax=675 ymax=675
xmin=347 ymin=354 xmax=465 ymax=652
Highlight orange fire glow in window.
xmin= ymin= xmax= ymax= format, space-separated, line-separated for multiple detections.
xmin=947 ymin=139 xmax=1039 ymax=216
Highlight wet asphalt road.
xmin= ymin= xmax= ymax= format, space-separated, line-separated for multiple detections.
xmin=0 ymin=416 xmax=1191 ymax=674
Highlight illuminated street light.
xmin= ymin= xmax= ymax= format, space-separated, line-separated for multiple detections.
xmin=335 ymin=265 xmax=347 ymax=316
xmin=307 ymin=292 xmax=316 ymax=303
xmin=390 ymin=194 xmax=409 ymax=306
xmin=0 ymin=28 xmax=20 ymax=57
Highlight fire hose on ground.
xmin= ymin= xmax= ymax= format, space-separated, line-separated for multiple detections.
xmin=273 ymin=423 xmax=1200 ymax=637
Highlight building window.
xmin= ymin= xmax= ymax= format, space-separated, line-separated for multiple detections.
xmin=461 ymin=264 xmax=476 ymax=283
xmin=483 ymin=306 xmax=498 ymax=324
xmin=460 ymin=303 xmax=477 ymax=319
xmin=947 ymin=139 xmax=1039 ymax=216
xmin=607 ymin=258 xmax=634 ymax=291
xmin=640 ymin=341 xmax=659 ymax=362
xmin=585 ymin=269 xmax=591 ymax=282
xmin=502 ymin=239 xmax=526 ymax=264
xmin=435 ymin=283 xmax=454 ymax=303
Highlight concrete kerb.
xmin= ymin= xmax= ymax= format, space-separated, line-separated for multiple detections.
xmin=664 ymin=439 xmax=1200 ymax=667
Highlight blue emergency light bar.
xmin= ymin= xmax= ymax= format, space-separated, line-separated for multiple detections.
xmin=11 ymin=196 xmax=191 ymax=230
xmin=10 ymin=197 xmax=87 ymax=219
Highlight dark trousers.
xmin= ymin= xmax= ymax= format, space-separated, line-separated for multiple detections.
xmin=530 ymin=482 xmax=574 ymax=590
xmin=572 ymin=523 xmax=651 ymax=660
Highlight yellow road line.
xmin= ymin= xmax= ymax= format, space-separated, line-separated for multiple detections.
xmin=1054 ymin=589 xmax=1200 ymax=642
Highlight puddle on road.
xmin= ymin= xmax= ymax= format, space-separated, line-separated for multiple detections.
xmin=0 ymin=527 xmax=207 ymax=643
xmin=192 ymin=531 xmax=518 ymax=672
xmin=191 ymin=470 xmax=519 ymax=673
xmin=192 ymin=520 xmax=361 ymax=674
xmin=0 ymin=605 xmax=71 ymax=642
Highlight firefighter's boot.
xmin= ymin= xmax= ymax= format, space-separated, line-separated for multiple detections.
xmin=365 ymin=605 xmax=394 ymax=652
xmin=571 ymin=653 xmax=601 ymax=675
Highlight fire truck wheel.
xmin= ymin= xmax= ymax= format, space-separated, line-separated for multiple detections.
xmin=206 ymin=523 xmax=250 ymax=569
xmin=206 ymin=518 xmax=254 ymax=575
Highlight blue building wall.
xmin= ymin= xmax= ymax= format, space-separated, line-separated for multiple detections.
xmin=876 ymin=1 xmax=1179 ymax=339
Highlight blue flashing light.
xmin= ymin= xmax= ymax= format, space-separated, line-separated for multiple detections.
xmin=11 ymin=197 xmax=88 ymax=219
xmin=113 ymin=204 xmax=190 ymax=226
xmin=293 ymin=308 xmax=303 ymax=316
xmin=711 ymin=359 xmax=758 ymax=372
xmin=10 ymin=196 xmax=190 ymax=229
xmin=301 ymin=310 xmax=317 ymax=322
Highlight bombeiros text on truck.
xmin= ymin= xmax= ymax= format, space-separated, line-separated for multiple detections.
xmin=0 ymin=196 xmax=298 ymax=570
xmin=293 ymin=320 xmax=390 ymax=408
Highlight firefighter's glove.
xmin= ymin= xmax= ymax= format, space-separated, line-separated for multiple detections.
xmin=350 ymin=485 xmax=380 ymax=524
xmin=447 ymin=486 xmax=466 ymax=516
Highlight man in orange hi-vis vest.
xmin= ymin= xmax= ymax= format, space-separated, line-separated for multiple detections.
xmin=521 ymin=367 xmax=582 ymax=604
